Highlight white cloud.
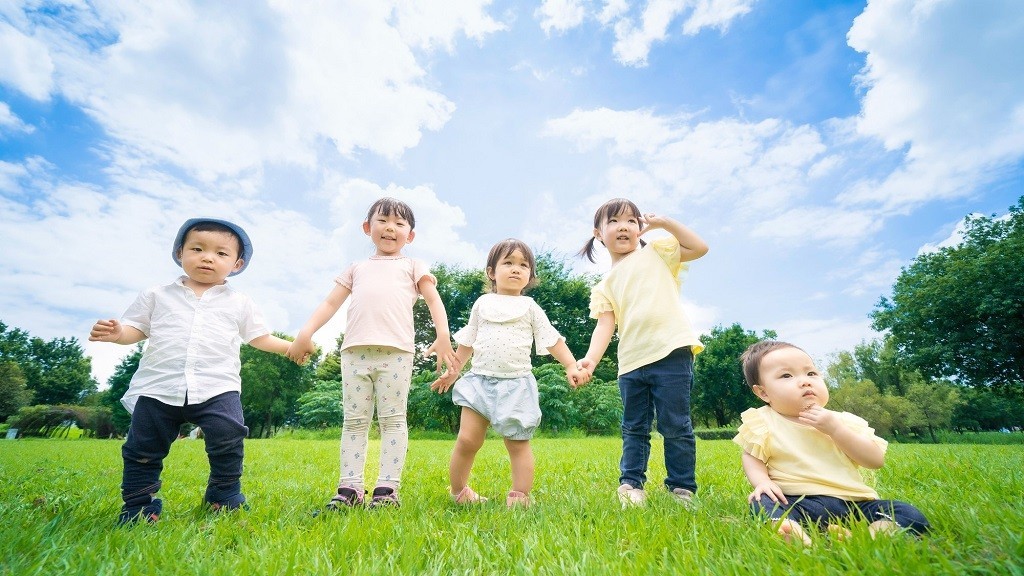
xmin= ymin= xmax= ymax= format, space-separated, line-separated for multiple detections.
xmin=772 ymin=316 xmax=879 ymax=366
xmin=545 ymin=108 xmax=830 ymax=222
xmin=531 ymin=0 xmax=756 ymax=66
xmin=845 ymin=0 xmax=1024 ymax=212
xmin=0 ymin=102 xmax=33 ymax=135
xmin=392 ymin=0 xmax=506 ymax=51
xmin=0 ymin=1 xmax=504 ymax=181
xmin=0 ymin=20 xmax=55 ymax=99
xmin=611 ymin=0 xmax=757 ymax=66
xmin=536 ymin=0 xmax=587 ymax=33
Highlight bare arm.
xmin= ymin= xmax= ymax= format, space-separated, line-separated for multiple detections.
xmin=89 ymin=319 xmax=146 ymax=345
xmin=578 ymin=311 xmax=615 ymax=376
xmin=419 ymin=276 xmax=457 ymax=374
xmin=742 ymin=451 xmax=788 ymax=505
xmin=800 ymin=406 xmax=885 ymax=469
xmin=248 ymin=334 xmax=293 ymax=356
xmin=286 ymin=283 xmax=351 ymax=364
xmin=641 ymin=214 xmax=708 ymax=262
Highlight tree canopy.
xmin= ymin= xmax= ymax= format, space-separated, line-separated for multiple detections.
xmin=692 ymin=323 xmax=775 ymax=427
xmin=872 ymin=197 xmax=1024 ymax=389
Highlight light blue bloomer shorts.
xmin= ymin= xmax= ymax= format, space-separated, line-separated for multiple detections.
xmin=451 ymin=371 xmax=542 ymax=440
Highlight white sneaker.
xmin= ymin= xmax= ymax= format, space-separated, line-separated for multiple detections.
xmin=617 ymin=484 xmax=646 ymax=508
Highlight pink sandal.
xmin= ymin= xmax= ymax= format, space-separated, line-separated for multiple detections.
xmin=506 ymin=490 xmax=531 ymax=508
xmin=451 ymin=486 xmax=488 ymax=504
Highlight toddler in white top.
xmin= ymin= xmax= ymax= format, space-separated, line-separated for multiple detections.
xmin=431 ymin=239 xmax=590 ymax=507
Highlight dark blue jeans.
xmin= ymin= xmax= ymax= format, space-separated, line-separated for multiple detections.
xmin=752 ymin=494 xmax=931 ymax=535
xmin=618 ymin=347 xmax=697 ymax=493
xmin=121 ymin=392 xmax=248 ymax=516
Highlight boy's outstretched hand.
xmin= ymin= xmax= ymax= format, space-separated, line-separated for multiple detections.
xmin=89 ymin=319 xmax=124 ymax=343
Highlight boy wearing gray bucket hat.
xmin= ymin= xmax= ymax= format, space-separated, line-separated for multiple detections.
xmin=90 ymin=218 xmax=292 ymax=524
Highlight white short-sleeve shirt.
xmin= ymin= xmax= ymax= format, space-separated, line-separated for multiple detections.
xmin=119 ymin=276 xmax=270 ymax=413
xmin=453 ymin=293 xmax=563 ymax=378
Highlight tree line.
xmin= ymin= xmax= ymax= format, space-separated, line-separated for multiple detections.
xmin=4 ymin=197 xmax=1023 ymax=439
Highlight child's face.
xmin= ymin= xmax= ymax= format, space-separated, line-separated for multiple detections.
xmin=363 ymin=211 xmax=414 ymax=256
xmin=487 ymin=249 xmax=533 ymax=295
xmin=595 ymin=210 xmax=642 ymax=261
xmin=754 ymin=347 xmax=829 ymax=418
xmin=178 ymin=229 xmax=244 ymax=286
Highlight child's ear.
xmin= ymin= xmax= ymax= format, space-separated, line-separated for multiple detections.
xmin=753 ymin=384 xmax=770 ymax=404
xmin=407 ymin=229 xmax=415 ymax=243
xmin=232 ymin=259 xmax=245 ymax=273
xmin=362 ymin=221 xmax=371 ymax=235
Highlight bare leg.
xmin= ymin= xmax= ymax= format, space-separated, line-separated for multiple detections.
xmin=777 ymin=519 xmax=812 ymax=546
xmin=504 ymin=438 xmax=534 ymax=495
xmin=449 ymin=408 xmax=489 ymax=495
xmin=868 ymin=520 xmax=900 ymax=538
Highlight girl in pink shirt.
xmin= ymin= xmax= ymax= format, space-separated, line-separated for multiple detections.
xmin=288 ymin=198 xmax=457 ymax=509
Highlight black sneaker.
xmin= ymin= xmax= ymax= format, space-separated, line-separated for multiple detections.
xmin=324 ymin=486 xmax=364 ymax=511
xmin=367 ymin=486 xmax=400 ymax=509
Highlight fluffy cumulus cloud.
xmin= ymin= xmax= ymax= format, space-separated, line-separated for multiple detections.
xmin=544 ymin=107 xmax=830 ymax=230
xmin=535 ymin=0 xmax=757 ymax=66
xmin=1 ymin=1 xmax=503 ymax=180
xmin=845 ymin=0 xmax=1024 ymax=212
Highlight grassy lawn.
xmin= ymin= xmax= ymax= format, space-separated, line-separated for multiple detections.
xmin=1 ymin=437 xmax=1022 ymax=575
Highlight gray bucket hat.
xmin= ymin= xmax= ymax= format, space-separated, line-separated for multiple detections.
xmin=172 ymin=218 xmax=253 ymax=276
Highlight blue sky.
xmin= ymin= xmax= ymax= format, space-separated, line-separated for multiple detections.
xmin=2 ymin=0 xmax=1022 ymax=386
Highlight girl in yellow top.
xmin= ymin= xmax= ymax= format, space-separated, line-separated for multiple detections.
xmin=577 ymin=198 xmax=708 ymax=508
xmin=734 ymin=340 xmax=930 ymax=544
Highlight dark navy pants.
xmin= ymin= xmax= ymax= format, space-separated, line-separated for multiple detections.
xmin=121 ymin=392 xmax=248 ymax=516
xmin=753 ymin=494 xmax=931 ymax=535
xmin=617 ymin=347 xmax=697 ymax=493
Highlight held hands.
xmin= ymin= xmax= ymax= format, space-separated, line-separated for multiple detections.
xmin=89 ymin=319 xmax=123 ymax=343
xmin=285 ymin=337 xmax=316 ymax=365
xmin=565 ymin=365 xmax=590 ymax=388
xmin=571 ymin=358 xmax=596 ymax=389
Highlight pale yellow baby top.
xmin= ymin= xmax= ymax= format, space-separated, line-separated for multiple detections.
xmin=734 ymin=406 xmax=888 ymax=501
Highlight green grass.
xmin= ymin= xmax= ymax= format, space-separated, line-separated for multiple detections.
xmin=1 ymin=437 xmax=1022 ymax=575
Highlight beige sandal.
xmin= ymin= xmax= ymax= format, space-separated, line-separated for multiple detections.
xmin=451 ymin=486 xmax=488 ymax=504
xmin=506 ymin=490 xmax=531 ymax=508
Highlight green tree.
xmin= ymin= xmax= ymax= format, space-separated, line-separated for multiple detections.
xmin=692 ymin=324 xmax=776 ymax=427
xmin=407 ymin=370 xmax=461 ymax=433
xmin=413 ymin=263 xmax=485 ymax=373
xmin=904 ymin=378 xmax=961 ymax=442
xmin=295 ymin=379 xmax=343 ymax=429
xmin=952 ymin=387 xmax=1024 ymax=431
xmin=536 ymin=363 xmax=580 ymax=432
xmin=27 ymin=336 xmax=97 ymax=405
xmin=529 ymin=253 xmax=601 ymax=366
xmin=873 ymin=197 xmax=1024 ymax=389
xmin=827 ymin=379 xmax=896 ymax=438
xmin=101 ymin=344 xmax=144 ymax=435
xmin=1 ymin=322 xmax=97 ymax=405
xmin=0 ymin=361 xmax=32 ymax=423
xmin=240 ymin=332 xmax=313 ymax=438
